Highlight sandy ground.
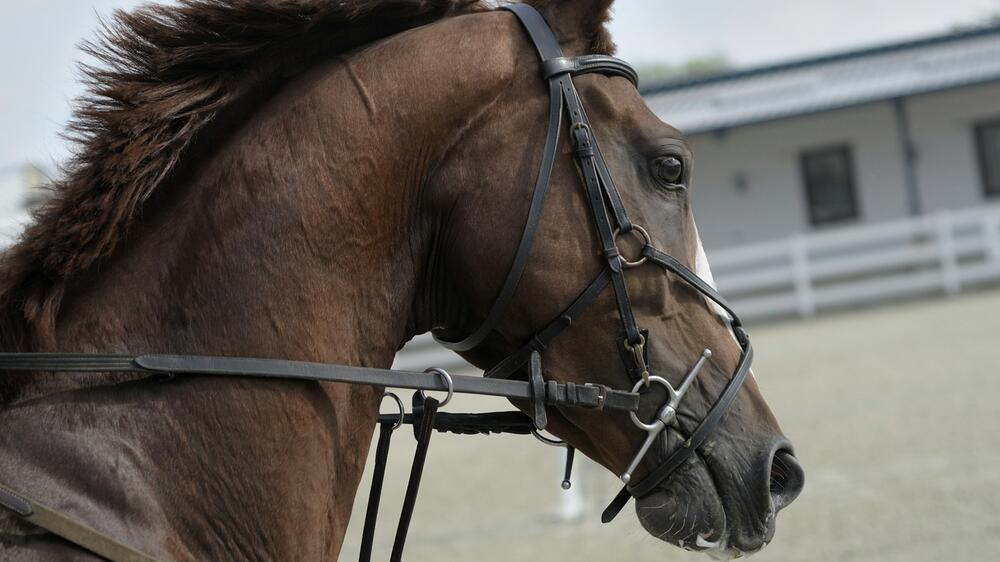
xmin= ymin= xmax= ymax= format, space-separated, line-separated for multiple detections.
xmin=340 ymin=289 xmax=1000 ymax=562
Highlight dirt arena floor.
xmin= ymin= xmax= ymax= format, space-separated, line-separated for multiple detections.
xmin=341 ymin=289 xmax=1000 ymax=561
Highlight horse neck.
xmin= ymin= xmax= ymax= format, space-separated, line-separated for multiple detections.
xmin=10 ymin=14 xmax=518 ymax=407
xmin=15 ymin=91 xmax=403 ymax=401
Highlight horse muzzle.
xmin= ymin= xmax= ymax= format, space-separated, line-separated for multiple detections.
xmin=635 ymin=435 xmax=804 ymax=559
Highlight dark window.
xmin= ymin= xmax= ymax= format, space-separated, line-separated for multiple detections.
xmin=976 ymin=119 xmax=1000 ymax=197
xmin=800 ymin=145 xmax=860 ymax=226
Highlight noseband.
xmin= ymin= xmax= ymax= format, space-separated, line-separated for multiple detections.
xmin=434 ymin=5 xmax=754 ymax=522
xmin=0 ymin=5 xmax=753 ymax=560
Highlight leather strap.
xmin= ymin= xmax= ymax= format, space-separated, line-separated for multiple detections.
xmin=0 ymin=353 xmax=639 ymax=413
xmin=0 ymin=482 xmax=160 ymax=562
xmin=600 ymin=247 xmax=757 ymax=522
xmin=390 ymin=396 xmax=439 ymax=562
xmin=484 ymin=268 xmax=611 ymax=381
xmin=359 ymin=422 xmax=395 ymax=562
xmin=436 ymin=4 xmax=641 ymax=354
xmin=642 ymin=244 xmax=745 ymax=333
xmin=503 ymin=4 xmax=564 ymax=60
xmin=528 ymin=351 xmax=547 ymax=430
xmin=626 ymin=344 xmax=754 ymax=499
xmin=541 ymin=55 xmax=639 ymax=86
xmin=434 ymin=77 xmax=564 ymax=352
xmin=378 ymin=411 xmax=535 ymax=436
xmin=563 ymin=78 xmax=644 ymax=352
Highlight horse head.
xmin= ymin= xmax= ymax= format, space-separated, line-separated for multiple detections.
xmin=428 ymin=1 xmax=804 ymax=557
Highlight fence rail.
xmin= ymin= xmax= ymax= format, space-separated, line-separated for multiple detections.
xmin=710 ymin=206 xmax=1000 ymax=321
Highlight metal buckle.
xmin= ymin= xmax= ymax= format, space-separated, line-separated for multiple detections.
xmin=584 ymin=383 xmax=606 ymax=410
xmin=613 ymin=224 xmax=651 ymax=269
xmin=622 ymin=334 xmax=650 ymax=386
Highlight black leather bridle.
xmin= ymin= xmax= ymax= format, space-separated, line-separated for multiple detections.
xmin=0 ymin=5 xmax=752 ymax=561
xmin=435 ymin=4 xmax=754 ymax=523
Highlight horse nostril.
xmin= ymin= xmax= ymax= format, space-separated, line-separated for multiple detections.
xmin=769 ymin=448 xmax=805 ymax=512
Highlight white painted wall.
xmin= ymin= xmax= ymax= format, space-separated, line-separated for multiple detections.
xmin=675 ymin=80 xmax=1000 ymax=250
xmin=908 ymin=82 xmax=1000 ymax=213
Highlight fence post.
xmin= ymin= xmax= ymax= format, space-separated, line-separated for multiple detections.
xmin=985 ymin=212 xmax=1000 ymax=267
xmin=791 ymin=235 xmax=816 ymax=317
xmin=937 ymin=212 xmax=961 ymax=296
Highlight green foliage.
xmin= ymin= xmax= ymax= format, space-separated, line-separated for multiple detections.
xmin=634 ymin=53 xmax=732 ymax=85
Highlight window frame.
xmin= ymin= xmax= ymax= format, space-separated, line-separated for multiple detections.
xmin=975 ymin=118 xmax=1000 ymax=198
xmin=799 ymin=144 xmax=861 ymax=227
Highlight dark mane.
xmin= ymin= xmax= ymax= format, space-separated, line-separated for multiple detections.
xmin=0 ymin=0 xmax=485 ymax=351
xmin=0 ymin=0 xmax=614 ymax=352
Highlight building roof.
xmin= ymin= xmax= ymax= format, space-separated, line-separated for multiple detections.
xmin=641 ymin=23 xmax=1000 ymax=135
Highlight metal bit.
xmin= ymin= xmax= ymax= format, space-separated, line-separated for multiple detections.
xmin=620 ymin=349 xmax=712 ymax=484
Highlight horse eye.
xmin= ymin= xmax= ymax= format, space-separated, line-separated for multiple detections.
xmin=653 ymin=156 xmax=685 ymax=187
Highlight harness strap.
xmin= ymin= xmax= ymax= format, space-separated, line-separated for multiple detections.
xmin=359 ymin=422 xmax=395 ymax=562
xmin=378 ymin=411 xmax=535 ymax=436
xmin=600 ymin=248 xmax=758 ymax=522
xmin=0 ymin=483 xmax=160 ymax=562
xmin=641 ymin=245 xmax=745 ymax=331
xmin=436 ymin=4 xmax=642 ymax=354
xmin=503 ymin=4 xmax=564 ymax=60
xmin=0 ymin=353 xmax=640 ymax=414
xmin=389 ymin=396 xmax=440 ymax=562
xmin=434 ymin=77 xmax=564 ymax=352
xmin=541 ymin=55 xmax=639 ymax=86
xmin=485 ymin=268 xmax=611 ymax=380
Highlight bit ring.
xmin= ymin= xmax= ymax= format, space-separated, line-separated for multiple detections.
xmin=629 ymin=376 xmax=678 ymax=432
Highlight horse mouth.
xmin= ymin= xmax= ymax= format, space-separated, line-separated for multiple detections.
xmin=632 ymin=433 xmax=782 ymax=560
xmin=634 ymin=448 xmax=730 ymax=554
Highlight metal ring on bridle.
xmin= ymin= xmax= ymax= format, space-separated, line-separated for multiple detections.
xmin=420 ymin=367 xmax=454 ymax=408
xmin=614 ymin=224 xmax=651 ymax=268
xmin=380 ymin=392 xmax=406 ymax=431
xmin=629 ymin=376 xmax=678 ymax=432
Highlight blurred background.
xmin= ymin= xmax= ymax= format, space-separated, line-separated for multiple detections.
xmin=2 ymin=1 xmax=999 ymax=560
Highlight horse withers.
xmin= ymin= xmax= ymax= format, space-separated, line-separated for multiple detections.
xmin=0 ymin=1 xmax=802 ymax=560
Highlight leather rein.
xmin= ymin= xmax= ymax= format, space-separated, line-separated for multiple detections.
xmin=0 ymin=5 xmax=753 ymax=562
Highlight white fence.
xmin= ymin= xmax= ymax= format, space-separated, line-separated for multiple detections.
xmin=396 ymin=205 xmax=1000 ymax=372
xmin=710 ymin=205 xmax=1000 ymax=322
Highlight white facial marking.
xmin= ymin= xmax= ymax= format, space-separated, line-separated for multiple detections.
xmin=693 ymin=225 xmax=732 ymax=324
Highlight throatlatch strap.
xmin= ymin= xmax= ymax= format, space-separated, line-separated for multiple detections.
xmin=434 ymin=77 xmax=565 ymax=352
xmin=0 ymin=482 xmax=160 ymax=562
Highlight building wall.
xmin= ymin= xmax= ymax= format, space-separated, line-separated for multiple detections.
xmin=907 ymin=81 xmax=1000 ymax=213
xmin=680 ymin=80 xmax=1000 ymax=250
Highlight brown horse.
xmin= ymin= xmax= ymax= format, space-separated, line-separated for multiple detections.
xmin=0 ymin=0 xmax=803 ymax=560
